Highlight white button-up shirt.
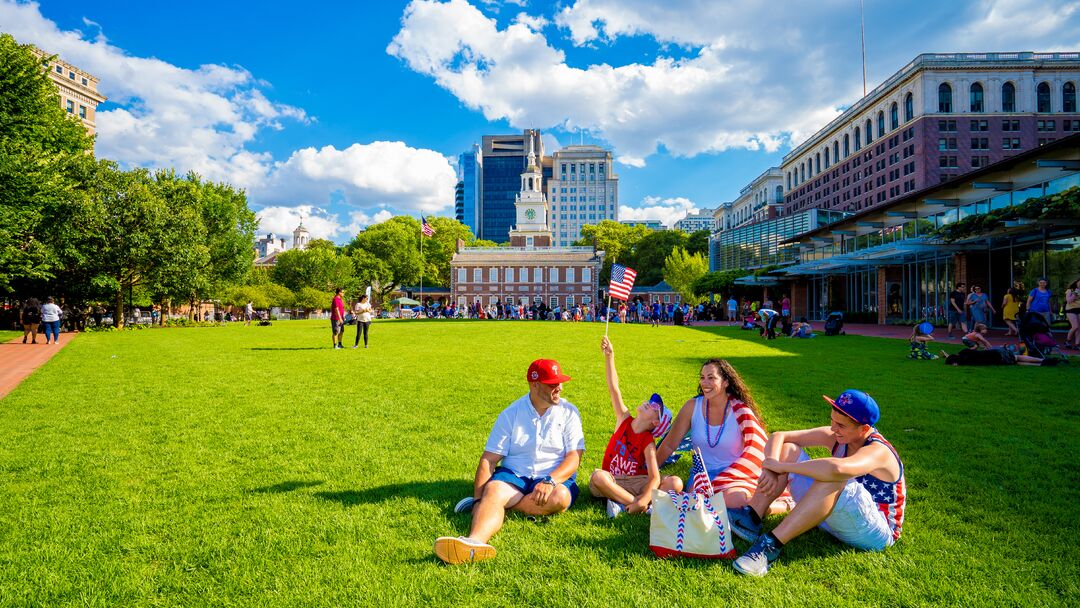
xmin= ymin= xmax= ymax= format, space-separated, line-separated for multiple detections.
xmin=484 ymin=393 xmax=586 ymax=479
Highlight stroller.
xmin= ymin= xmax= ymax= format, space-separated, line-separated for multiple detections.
xmin=1019 ymin=311 xmax=1067 ymax=358
xmin=824 ymin=311 xmax=845 ymax=336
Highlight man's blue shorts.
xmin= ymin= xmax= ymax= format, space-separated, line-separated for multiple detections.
xmin=490 ymin=466 xmax=579 ymax=506
xmin=948 ymin=310 xmax=963 ymax=325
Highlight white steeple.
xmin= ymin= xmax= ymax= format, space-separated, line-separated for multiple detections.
xmin=292 ymin=217 xmax=310 ymax=250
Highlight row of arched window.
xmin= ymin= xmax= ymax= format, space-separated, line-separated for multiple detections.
xmin=938 ymin=81 xmax=1077 ymax=114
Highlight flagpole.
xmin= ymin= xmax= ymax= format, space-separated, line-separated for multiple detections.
xmin=419 ymin=217 xmax=424 ymax=318
xmin=604 ymin=292 xmax=613 ymax=337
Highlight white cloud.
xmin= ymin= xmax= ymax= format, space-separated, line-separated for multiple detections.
xmin=620 ymin=196 xmax=698 ymax=228
xmin=390 ymin=0 xmax=1080 ymax=167
xmin=513 ymin=12 xmax=547 ymax=32
xmin=256 ymin=141 xmax=456 ymax=214
xmin=256 ymin=205 xmax=346 ymax=241
xmin=1 ymin=1 xmax=457 ymax=242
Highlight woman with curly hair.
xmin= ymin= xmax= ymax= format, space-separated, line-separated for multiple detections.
xmin=656 ymin=359 xmax=789 ymax=512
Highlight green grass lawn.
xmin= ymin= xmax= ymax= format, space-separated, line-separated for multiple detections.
xmin=1 ymin=320 xmax=1077 ymax=607
xmin=0 ymin=329 xmax=24 ymax=343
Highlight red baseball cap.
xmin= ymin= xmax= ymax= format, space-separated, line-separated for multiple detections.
xmin=526 ymin=359 xmax=572 ymax=384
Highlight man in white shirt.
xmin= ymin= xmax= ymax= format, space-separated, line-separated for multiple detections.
xmin=434 ymin=359 xmax=586 ymax=565
xmin=244 ymin=301 xmax=254 ymax=326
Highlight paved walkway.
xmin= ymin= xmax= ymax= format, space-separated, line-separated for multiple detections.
xmin=0 ymin=333 xmax=75 ymax=399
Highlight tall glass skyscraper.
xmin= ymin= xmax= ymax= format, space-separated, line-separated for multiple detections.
xmin=479 ymin=130 xmax=543 ymax=243
xmin=456 ymin=145 xmax=482 ymax=237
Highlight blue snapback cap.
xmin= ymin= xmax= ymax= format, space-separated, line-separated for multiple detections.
xmin=823 ymin=389 xmax=880 ymax=426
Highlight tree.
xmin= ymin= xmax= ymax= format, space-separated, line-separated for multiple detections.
xmin=272 ymin=243 xmax=355 ymax=294
xmin=687 ymin=229 xmax=711 ymax=257
xmin=692 ymin=269 xmax=749 ymax=297
xmin=0 ymin=34 xmax=94 ymax=291
xmin=293 ymin=286 xmax=332 ymax=314
xmin=421 ymin=216 xmax=474 ymax=287
xmin=575 ymin=221 xmax=649 ymax=283
xmin=630 ymin=229 xmax=689 ymax=286
xmin=663 ymin=247 xmax=708 ymax=304
xmin=347 ymin=216 xmax=422 ymax=301
xmin=78 ymin=161 xmax=169 ymax=327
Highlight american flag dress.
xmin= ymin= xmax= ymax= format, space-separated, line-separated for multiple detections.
xmin=832 ymin=431 xmax=907 ymax=542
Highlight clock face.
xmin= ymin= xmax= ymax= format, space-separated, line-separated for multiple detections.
xmin=525 ymin=208 xmax=536 ymax=220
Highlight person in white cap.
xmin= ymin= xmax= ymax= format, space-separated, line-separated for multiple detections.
xmin=434 ymin=358 xmax=585 ymax=565
xmin=588 ymin=336 xmax=671 ymax=518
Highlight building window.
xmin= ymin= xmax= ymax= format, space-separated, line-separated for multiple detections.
xmin=1001 ymin=82 xmax=1016 ymax=112
xmin=937 ymin=138 xmax=957 ymax=151
xmin=824 ymin=148 xmax=830 ymax=169
xmin=969 ymin=82 xmax=984 ymax=112
xmin=890 ymin=103 xmax=899 ymax=130
xmin=1065 ymin=82 xmax=1077 ymax=113
xmin=566 ymin=267 xmax=575 ymax=283
xmin=534 ymin=267 xmax=542 ymax=283
xmin=55 ymin=65 xmax=62 ymax=74
xmin=1037 ymin=82 xmax=1051 ymax=112
xmin=1003 ymin=137 xmax=1021 ymax=150
xmin=938 ymin=119 xmax=957 ymax=132
xmin=65 ymin=100 xmax=74 ymax=113
xmin=473 ymin=268 xmax=482 ymax=282
xmin=938 ymin=82 xmax=953 ymax=113
xmin=865 ymin=119 xmax=873 ymax=143
xmin=971 ymin=137 xmax=989 ymax=150
xmin=1002 ymin=119 xmax=1020 ymax=131
xmin=854 ymin=126 xmax=861 ymax=151
xmin=877 ymin=111 xmax=885 ymax=137
xmin=1037 ymin=120 xmax=1057 ymax=132
xmin=506 ymin=267 xmax=515 ymax=282
xmin=78 ymin=105 xmax=86 ymax=119
xmin=843 ymin=134 xmax=850 ymax=157
xmin=457 ymin=268 xmax=466 ymax=283
xmin=815 ymin=153 xmax=820 ymax=174
xmin=81 ymin=77 xmax=88 ymax=85
xmin=583 ymin=267 xmax=592 ymax=284
xmin=833 ymin=141 xmax=839 ymax=164
xmin=68 ymin=71 xmax=75 ymax=80
xmin=970 ymin=119 xmax=988 ymax=131
xmin=904 ymin=93 xmax=914 ymax=122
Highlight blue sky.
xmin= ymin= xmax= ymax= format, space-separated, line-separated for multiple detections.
xmin=4 ymin=0 xmax=1079 ymax=241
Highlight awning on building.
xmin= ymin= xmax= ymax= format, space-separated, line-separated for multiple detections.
xmin=733 ymin=275 xmax=782 ymax=286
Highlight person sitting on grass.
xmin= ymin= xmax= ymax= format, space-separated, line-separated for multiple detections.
xmin=961 ymin=323 xmax=993 ymax=350
xmin=434 ymin=359 xmax=585 ymax=565
xmin=654 ymin=359 xmax=791 ymax=514
xmin=790 ymin=317 xmax=815 ymax=338
xmin=589 ymin=337 xmax=672 ymax=518
xmin=728 ymin=390 xmax=905 ymax=577
xmin=909 ymin=321 xmax=937 ymax=359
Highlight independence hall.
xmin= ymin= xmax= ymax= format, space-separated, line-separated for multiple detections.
xmin=711 ymin=52 xmax=1080 ymax=326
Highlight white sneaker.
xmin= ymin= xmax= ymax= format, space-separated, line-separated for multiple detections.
xmin=606 ymin=499 xmax=624 ymax=518
xmin=454 ymin=496 xmax=476 ymax=513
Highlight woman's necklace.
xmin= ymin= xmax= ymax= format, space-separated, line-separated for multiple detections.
xmin=704 ymin=395 xmax=730 ymax=448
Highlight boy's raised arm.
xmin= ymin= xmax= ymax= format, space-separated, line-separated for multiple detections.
xmin=601 ymin=336 xmax=630 ymax=424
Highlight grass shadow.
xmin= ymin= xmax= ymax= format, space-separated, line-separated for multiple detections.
xmin=314 ymin=480 xmax=472 ymax=509
xmin=249 ymin=480 xmax=325 ymax=494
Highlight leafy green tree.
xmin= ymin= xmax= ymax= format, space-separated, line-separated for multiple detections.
xmin=469 ymin=239 xmax=504 ymax=248
xmin=293 ymin=286 xmax=332 ymax=314
xmin=0 ymin=34 xmax=94 ymax=291
xmin=630 ymin=229 xmax=689 ymax=286
xmin=692 ymin=269 xmax=749 ymax=297
xmin=686 ymin=229 xmax=711 ymax=257
xmin=575 ymin=221 xmax=649 ymax=282
xmin=348 ymin=216 xmax=421 ymax=301
xmin=77 ymin=161 xmax=168 ymax=327
xmin=421 ymin=216 xmax=474 ymax=287
xmin=272 ymin=242 xmax=355 ymax=294
xmin=663 ymin=247 xmax=708 ymax=304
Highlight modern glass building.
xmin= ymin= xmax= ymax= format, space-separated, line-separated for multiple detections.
xmin=456 ymin=145 xmax=482 ymax=237
xmin=479 ymin=130 xmax=543 ymax=243
xmin=783 ymin=134 xmax=1080 ymax=323
xmin=710 ymin=208 xmax=849 ymax=272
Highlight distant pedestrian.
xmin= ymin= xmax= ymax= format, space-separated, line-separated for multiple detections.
xmin=965 ymin=286 xmax=994 ymax=326
xmin=20 ymin=298 xmax=41 ymax=344
xmin=353 ymin=295 xmax=374 ymax=349
xmin=1026 ymin=278 xmax=1053 ymax=326
xmin=40 ymin=297 xmax=62 ymax=345
xmin=727 ymin=296 xmax=738 ymax=325
xmin=946 ymin=283 xmax=967 ymax=337
xmin=331 ymin=288 xmax=346 ymax=349
xmin=245 ymin=300 xmax=254 ymax=326
xmin=1002 ymin=282 xmax=1023 ymax=337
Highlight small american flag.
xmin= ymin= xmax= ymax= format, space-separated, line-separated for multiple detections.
xmin=608 ymin=263 xmax=637 ymax=301
xmin=421 ymin=216 xmax=435 ymax=237
xmin=690 ymin=447 xmax=714 ymax=496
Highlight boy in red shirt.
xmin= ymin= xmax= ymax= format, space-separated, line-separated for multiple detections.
xmin=588 ymin=336 xmax=673 ymax=517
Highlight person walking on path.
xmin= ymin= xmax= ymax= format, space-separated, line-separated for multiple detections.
xmin=1026 ymin=278 xmax=1053 ymax=326
xmin=965 ymin=286 xmax=995 ymax=326
xmin=727 ymin=296 xmax=738 ymax=325
xmin=40 ymin=297 xmax=62 ymax=345
xmin=20 ymin=298 xmax=41 ymax=344
xmin=435 ymin=359 xmax=584 ymax=565
xmin=946 ymin=283 xmax=967 ymax=338
xmin=244 ymin=301 xmax=254 ymax=326
xmin=1002 ymin=282 xmax=1023 ymax=337
xmin=353 ymin=295 xmax=374 ymax=349
xmin=330 ymin=288 xmax=346 ymax=349
xmin=1065 ymin=279 xmax=1080 ymax=349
